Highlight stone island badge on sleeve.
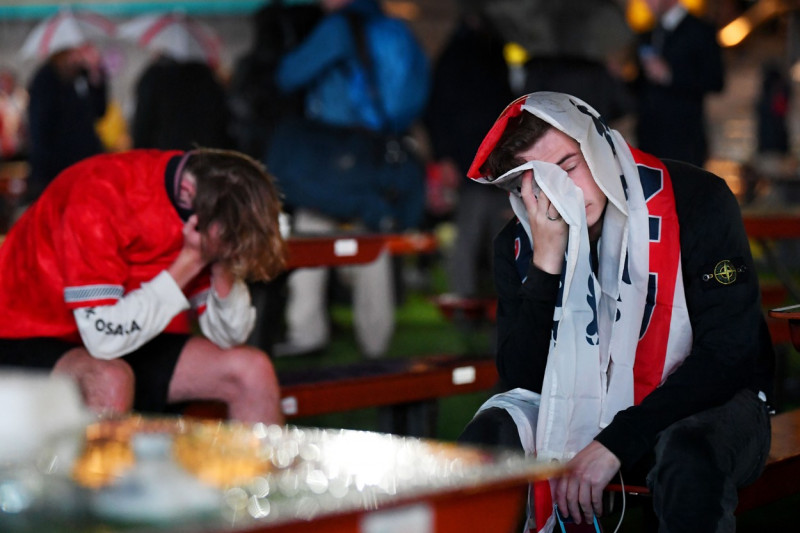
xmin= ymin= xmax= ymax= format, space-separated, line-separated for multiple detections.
xmin=700 ymin=258 xmax=748 ymax=289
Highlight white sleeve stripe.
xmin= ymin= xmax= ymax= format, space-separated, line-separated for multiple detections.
xmin=64 ymin=284 xmax=124 ymax=303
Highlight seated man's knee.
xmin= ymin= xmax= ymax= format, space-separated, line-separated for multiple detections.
xmin=54 ymin=350 xmax=135 ymax=414
xmin=220 ymin=346 xmax=279 ymax=396
xmin=655 ymin=421 xmax=715 ymax=470
xmin=650 ymin=420 xmax=719 ymax=493
xmin=458 ymin=407 xmax=523 ymax=450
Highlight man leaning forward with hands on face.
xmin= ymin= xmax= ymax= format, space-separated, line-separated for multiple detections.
xmin=0 ymin=148 xmax=287 ymax=425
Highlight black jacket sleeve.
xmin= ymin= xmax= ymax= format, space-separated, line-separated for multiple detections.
xmin=595 ymin=162 xmax=768 ymax=467
xmin=493 ymin=219 xmax=560 ymax=391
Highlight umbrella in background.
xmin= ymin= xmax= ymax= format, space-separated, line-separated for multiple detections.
xmin=19 ymin=8 xmax=116 ymax=60
xmin=117 ymin=12 xmax=222 ymax=67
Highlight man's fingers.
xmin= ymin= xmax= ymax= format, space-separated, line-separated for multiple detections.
xmin=520 ymin=172 xmax=537 ymax=209
xmin=555 ymin=476 xmax=570 ymax=521
xmin=578 ymin=481 xmax=594 ymax=522
xmin=566 ymin=477 xmax=582 ymax=524
xmin=592 ymin=484 xmax=604 ymax=517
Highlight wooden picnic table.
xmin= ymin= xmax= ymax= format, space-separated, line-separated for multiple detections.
xmin=285 ymin=232 xmax=437 ymax=269
xmin=769 ymin=304 xmax=800 ymax=350
xmin=742 ymin=209 xmax=800 ymax=240
xmin=247 ymin=231 xmax=437 ymax=354
xmin=741 ymin=208 xmax=800 ymax=303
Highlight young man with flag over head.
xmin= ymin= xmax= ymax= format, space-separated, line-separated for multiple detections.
xmin=459 ymin=92 xmax=774 ymax=532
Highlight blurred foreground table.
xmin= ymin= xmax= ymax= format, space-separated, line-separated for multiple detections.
xmin=1 ymin=418 xmax=558 ymax=533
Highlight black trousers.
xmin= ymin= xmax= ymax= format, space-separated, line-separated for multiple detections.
xmin=459 ymin=388 xmax=771 ymax=533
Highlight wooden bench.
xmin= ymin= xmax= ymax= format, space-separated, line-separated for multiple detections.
xmin=430 ymin=291 xmax=794 ymax=347
xmin=429 ymin=287 xmax=792 ymax=346
xmin=606 ymin=408 xmax=800 ymax=514
xmin=286 ymin=232 xmax=436 ymax=269
xmin=762 ymin=283 xmax=793 ymax=345
xmin=431 ymin=295 xmax=497 ymax=323
xmin=184 ymin=353 xmax=499 ymax=437
xmin=742 ymin=210 xmax=800 ymax=305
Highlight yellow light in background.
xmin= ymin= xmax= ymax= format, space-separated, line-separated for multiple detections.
xmin=504 ymin=42 xmax=530 ymax=66
xmin=682 ymin=0 xmax=706 ymax=17
xmin=717 ymin=0 xmax=792 ymax=48
xmin=627 ymin=0 xmax=706 ymax=33
xmin=719 ymin=17 xmax=753 ymax=47
xmin=626 ymin=0 xmax=655 ymax=33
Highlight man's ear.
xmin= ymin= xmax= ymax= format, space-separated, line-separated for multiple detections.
xmin=178 ymin=171 xmax=197 ymax=209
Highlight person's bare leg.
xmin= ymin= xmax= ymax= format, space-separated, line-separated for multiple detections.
xmin=167 ymin=337 xmax=283 ymax=425
xmin=52 ymin=347 xmax=135 ymax=415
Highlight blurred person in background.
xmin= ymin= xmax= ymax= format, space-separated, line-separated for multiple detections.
xmin=123 ymin=12 xmax=235 ymax=152
xmin=26 ymin=42 xmax=107 ymax=202
xmin=755 ymin=61 xmax=792 ymax=156
xmin=131 ymin=53 xmax=233 ymax=151
xmin=633 ymin=0 xmax=724 ymax=167
xmin=424 ymin=0 xmax=514 ymax=300
xmin=228 ymin=1 xmax=322 ymax=159
xmin=270 ymin=0 xmax=428 ymax=358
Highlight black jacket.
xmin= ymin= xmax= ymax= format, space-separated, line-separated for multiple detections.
xmin=27 ymin=62 xmax=106 ymax=199
xmin=133 ymin=58 xmax=233 ymax=151
xmin=493 ymin=159 xmax=774 ymax=467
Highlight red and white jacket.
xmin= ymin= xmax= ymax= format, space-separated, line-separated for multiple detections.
xmin=0 ymin=150 xmax=254 ymax=358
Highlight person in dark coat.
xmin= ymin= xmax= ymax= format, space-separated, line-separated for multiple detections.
xmin=756 ymin=62 xmax=791 ymax=155
xmin=424 ymin=1 xmax=514 ymax=298
xmin=132 ymin=55 xmax=233 ymax=151
xmin=634 ymin=0 xmax=724 ymax=168
xmin=26 ymin=43 xmax=107 ymax=201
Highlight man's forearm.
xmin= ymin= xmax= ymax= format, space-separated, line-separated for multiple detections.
xmin=73 ymin=271 xmax=189 ymax=359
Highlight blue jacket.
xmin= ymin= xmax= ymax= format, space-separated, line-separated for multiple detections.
xmin=275 ymin=0 xmax=385 ymax=131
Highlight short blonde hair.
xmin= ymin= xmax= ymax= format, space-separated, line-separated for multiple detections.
xmin=186 ymin=148 xmax=287 ymax=281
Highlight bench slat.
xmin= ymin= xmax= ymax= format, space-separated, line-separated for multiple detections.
xmin=279 ymin=355 xmax=497 ymax=417
xmin=183 ymin=354 xmax=498 ymax=421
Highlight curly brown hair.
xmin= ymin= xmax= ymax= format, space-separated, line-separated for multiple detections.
xmin=482 ymin=111 xmax=552 ymax=180
xmin=185 ymin=148 xmax=287 ymax=282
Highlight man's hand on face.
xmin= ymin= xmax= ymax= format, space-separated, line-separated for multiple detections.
xmin=203 ymin=223 xmax=243 ymax=298
xmin=554 ymin=440 xmax=621 ymax=525
xmin=209 ymin=261 xmax=236 ymax=298
xmin=520 ymin=171 xmax=568 ymax=274
xmin=168 ymin=215 xmax=209 ymax=287
xmin=182 ymin=215 xmax=204 ymax=259
xmin=201 ymin=221 xmax=224 ymax=264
